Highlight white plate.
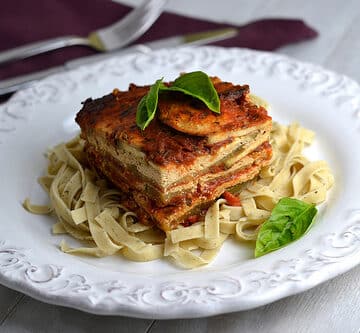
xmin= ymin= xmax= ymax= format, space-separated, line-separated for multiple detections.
xmin=0 ymin=46 xmax=360 ymax=319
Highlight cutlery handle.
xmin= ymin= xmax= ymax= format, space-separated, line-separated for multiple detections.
xmin=0 ymin=36 xmax=91 ymax=66
xmin=0 ymin=45 xmax=148 ymax=95
xmin=0 ymin=66 xmax=65 ymax=95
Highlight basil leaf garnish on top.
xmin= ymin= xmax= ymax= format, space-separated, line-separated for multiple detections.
xmin=255 ymin=198 xmax=317 ymax=258
xmin=136 ymin=71 xmax=220 ymax=130
xmin=136 ymin=78 xmax=164 ymax=130
xmin=163 ymin=71 xmax=220 ymax=113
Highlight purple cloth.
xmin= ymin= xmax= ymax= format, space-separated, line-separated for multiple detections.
xmin=0 ymin=0 xmax=318 ymax=101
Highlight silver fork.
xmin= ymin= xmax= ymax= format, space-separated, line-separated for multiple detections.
xmin=0 ymin=0 xmax=167 ymax=66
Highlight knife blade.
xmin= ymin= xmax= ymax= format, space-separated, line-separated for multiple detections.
xmin=0 ymin=28 xmax=237 ymax=96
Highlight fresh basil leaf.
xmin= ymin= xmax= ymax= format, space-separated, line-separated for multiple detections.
xmin=136 ymin=71 xmax=220 ymax=130
xmin=136 ymin=78 xmax=163 ymax=130
xmin=163 ymin=71 xmax=220 ymax=113
xmin=136 ymin=96 xmax=148 ymax=130
xmin=255 ymin=198 xmax=317 ymax=258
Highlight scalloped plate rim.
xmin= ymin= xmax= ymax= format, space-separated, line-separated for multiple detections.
xmin=0 ymin=46 xmax=360 ymax=319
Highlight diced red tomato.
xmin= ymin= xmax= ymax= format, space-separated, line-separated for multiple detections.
xmin=182 ymin=215 xmax=200 ymax=227
xmin=186 ymin=215 xmax=199 ymax=223
xmin=222 ymin=191 xmax=242 ymax=206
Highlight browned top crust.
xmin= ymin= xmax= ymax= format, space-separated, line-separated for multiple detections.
xmin=158 ymin=81 xmax=269 ymax=136
xmin=75 ymin=78 xmax=271 ymax=167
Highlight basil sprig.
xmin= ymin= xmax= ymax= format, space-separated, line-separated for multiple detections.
xmin=255 ymin=198 xmax=317 ymax=258
xmin=136 ymin=71 xmax=220 ymax=130
xmin=136 ymin=79 xmax=163 ymax=130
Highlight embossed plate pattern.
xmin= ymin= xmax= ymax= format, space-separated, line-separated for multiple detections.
xmin=0 ymin=46 xmax=360 ymax=318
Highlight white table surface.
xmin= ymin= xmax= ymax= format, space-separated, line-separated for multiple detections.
xmin=1 ymin=0 xmax=360 ymax=332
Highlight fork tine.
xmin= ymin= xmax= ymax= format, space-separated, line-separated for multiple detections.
xmin=123 ymin=0 xmax=168 ymax=23
xmin=93 ymin=0 xmax=168 ymax=51
xmin=0 ymin=0 xmax=168 ymax=65
xmin=115 ymin=0 xmax=166 ymax=34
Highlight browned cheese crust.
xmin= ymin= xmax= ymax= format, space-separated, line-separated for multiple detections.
xmin=158 ymin=80 xmax=269 ymax=136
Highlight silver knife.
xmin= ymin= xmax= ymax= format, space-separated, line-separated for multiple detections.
xmin=0 ymin=28 xmax=237 ymax=96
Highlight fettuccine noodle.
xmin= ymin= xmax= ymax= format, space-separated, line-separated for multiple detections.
xmin=24 ymin=122 xmax=334 ymax=269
